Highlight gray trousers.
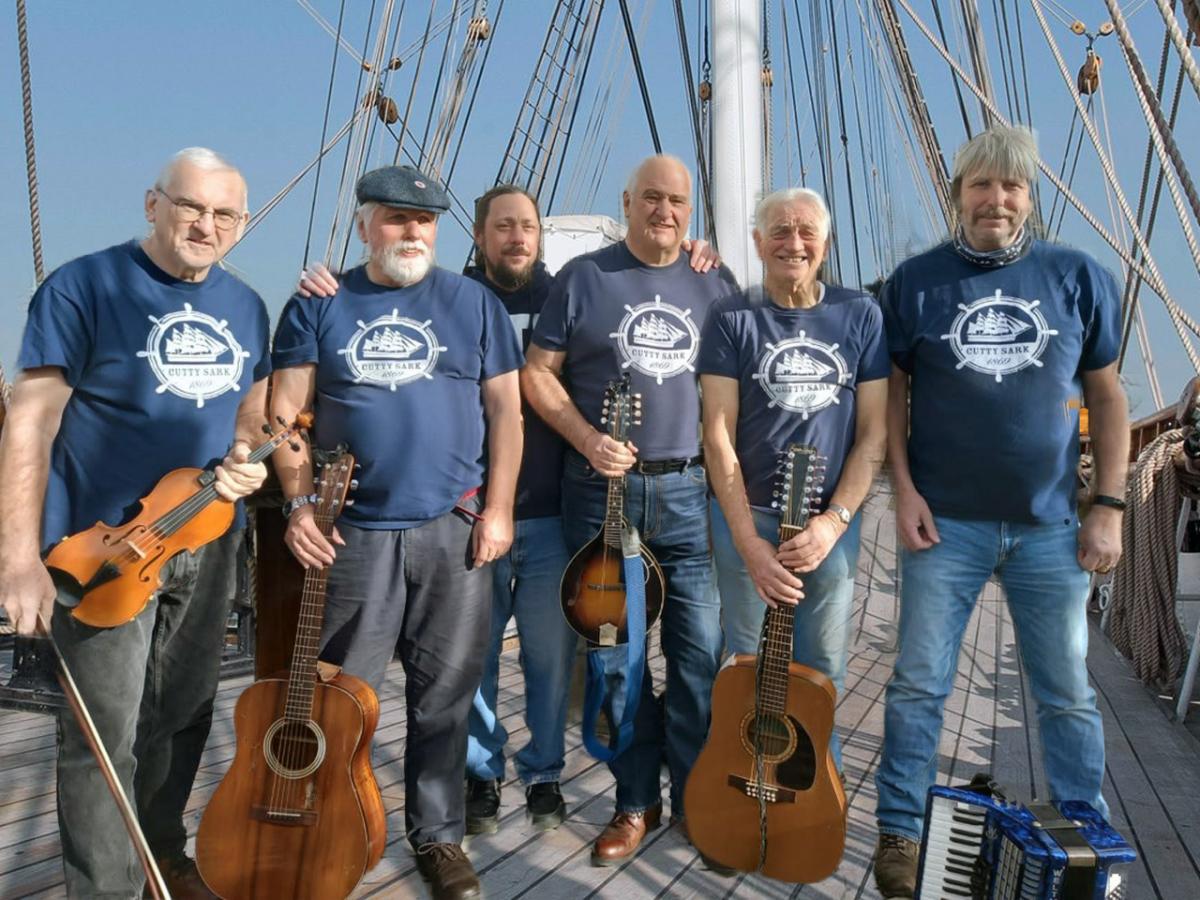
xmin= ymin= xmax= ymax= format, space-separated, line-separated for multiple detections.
xmin=319 ymin=503 xmax=492 ymax=848
xmin=51 ymin=528 xmax=243 ymax=899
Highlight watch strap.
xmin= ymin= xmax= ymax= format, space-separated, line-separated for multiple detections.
xmin=1091 ymin=494 xmax=1126 ymax=511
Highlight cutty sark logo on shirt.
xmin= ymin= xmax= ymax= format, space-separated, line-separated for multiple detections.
xmin=340 ymin=309 xmax=447 ymax=390
xmin=941 ymin=289 xmax=1057 ymax=382
xmin=610 ymin=295 xmax=699 ymax=385
xmin=138 ymin=302 xmax=248 ymax=408
xmin=753 ymin=332 xmax=849 ymax=420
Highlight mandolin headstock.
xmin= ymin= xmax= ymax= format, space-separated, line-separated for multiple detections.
xmin=600 ymin=374 xmax=641 ymax=444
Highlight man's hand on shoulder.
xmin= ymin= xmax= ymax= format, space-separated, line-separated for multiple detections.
xmin=297 ymin=262 xmax=340 ymax=298
xmin=472 ymin=506 xmax=513 ymax=568
xmin=681 ymin=238 xmax=721 ymax=274
xmin=0 ymin=558 xmax=56 ymax=636
xmin=895 ymin=487 xmax=940 ymax=552
xmin=1078 ymin=505 xmax=1122 ymax=574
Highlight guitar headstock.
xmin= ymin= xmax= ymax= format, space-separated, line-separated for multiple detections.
xmin=311 ymin=446 xmax=357 ymax=534
xmin=600 ymin=375 xmax=642 ymax=443
xmin=772 ymin=444 xmax=825 ymax=530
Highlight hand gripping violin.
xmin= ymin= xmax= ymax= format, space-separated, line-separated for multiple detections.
xmin=44 ymin=413 xmax=312 ymax=627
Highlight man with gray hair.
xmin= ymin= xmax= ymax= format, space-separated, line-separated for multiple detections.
xmin=271 ymin=164 xmax=523 ymax=900
xmin=523 ymin=153 xmax=739 ymax=866
xmin=699 ymin=186 xmax=888 ymax=777
xmin=872 ymin=126 xmax=1129 ymax=897
xmin=0 ymin=147 xmax=271 ymax=897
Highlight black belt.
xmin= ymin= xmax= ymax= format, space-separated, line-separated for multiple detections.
xmin=633 ymin=454 xmax=704 ymax=475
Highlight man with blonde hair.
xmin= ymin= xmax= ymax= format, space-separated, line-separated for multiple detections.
xmin=0 ymin=147 xmax=270 ymax=897
xmin=872 ymin=126 xmax=1129 ymax=897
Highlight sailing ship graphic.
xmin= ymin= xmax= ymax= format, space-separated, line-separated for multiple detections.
xmin=966 ymin=309 xmax=1032 ymax=343
xmin=362 ymin=327 xmax=423 ymax=359
xmin=632 ymin=314 xmax=687 ymax=349
xmin=774 ymin=349 xmax=834 ymax=381
xmin=164 ymin=324 xmax=227 ymax=363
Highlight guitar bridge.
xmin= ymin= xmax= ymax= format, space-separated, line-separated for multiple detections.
xmin=251 ymin=805 xmax=318 ymax=826
xmin=728 ymin=774 xmax=796 ymax=804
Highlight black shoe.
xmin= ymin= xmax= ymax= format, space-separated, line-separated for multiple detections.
xmin=465 ymin=777 xmax=500 ymax=835
xmin=525 ymin=782 xmax=566 ymax=831
xmin=415 ymin=843 xmax=481 ymax=900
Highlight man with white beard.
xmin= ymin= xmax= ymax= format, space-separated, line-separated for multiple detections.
xmin=270 ymin=164 xmax=523 ymax=900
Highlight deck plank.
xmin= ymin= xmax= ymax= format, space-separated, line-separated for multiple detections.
xmin=3 ymin=483 xmax=1199 ymax=899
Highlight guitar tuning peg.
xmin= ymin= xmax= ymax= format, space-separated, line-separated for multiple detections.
xmin=349 ymin=479 xmax=359 ymax=490
xmin=600 ymin=415 xmax=608 ymax=425
xmin=634 ymin=393 xmax=643 ymax=400
xmin=770 ymin=500 xmax=779 ymax=509
xmin=344 ymin=499 xmax=355 ymax=506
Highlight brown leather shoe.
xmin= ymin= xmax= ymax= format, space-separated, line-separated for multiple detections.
xmin=415 ymin=843 xmax=481 ymax=900
xmin=590 ymin=803 xmax=662 ymax=866
xmin=150 ymin=853 xmax=216 ymax=899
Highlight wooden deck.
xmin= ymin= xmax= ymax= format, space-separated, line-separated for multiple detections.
xmin=3 ymin=483 xmax=1200 ymax=898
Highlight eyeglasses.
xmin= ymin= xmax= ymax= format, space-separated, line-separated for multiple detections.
xmin=154 ymin=188 xmax=244 ymax=231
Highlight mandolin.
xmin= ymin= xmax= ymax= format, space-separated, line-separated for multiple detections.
xmin=560 ymin=375 xmax=665 ymax=646
xmin=44 ymin=414 xmax=311 ymax=628
xmin=196 ymin=447 xmax=385 ymax=900
xmin=683 ymin=444 xmax=846 ymax=882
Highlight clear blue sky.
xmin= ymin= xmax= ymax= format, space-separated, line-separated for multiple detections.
xmin=2 ymin=1 xmax=1197 ymax=416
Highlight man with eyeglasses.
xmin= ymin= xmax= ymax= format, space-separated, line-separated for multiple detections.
xmin=0 ymin=147 xmax=271 ymax=898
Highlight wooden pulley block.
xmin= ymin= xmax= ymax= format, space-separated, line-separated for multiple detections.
xmin=1077 ymin=52 xmax=1102 ymax=95
xmin=377 ymin=95 xmax=399 ymax=124
xmin=1071 ymin=20 xmax=1087 ymax=35
xmin=761 ymin=65 xmax=774 ymax=87
xmin=388 ymin=56 xmax=403 ymax=70
xmin=1098 ymin=22 xmax=1114 ymax=36
xmin=699 ymin=79 xmax=711 ymax=102
xmin=468 ymin=16 xmax=491 ymax=41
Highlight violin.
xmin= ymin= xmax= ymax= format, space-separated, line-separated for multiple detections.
xmin=44 ymin=413 xmax=311 ymax=627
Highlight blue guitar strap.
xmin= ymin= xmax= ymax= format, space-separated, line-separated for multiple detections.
xmin=581 ymin=525 xmax=648 ymax=762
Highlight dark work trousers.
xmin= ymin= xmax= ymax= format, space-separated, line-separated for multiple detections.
xmin=52 ymin=528 xmax=243 ymax=899
xmin=318 ymin=502 xmax=492 ymax=848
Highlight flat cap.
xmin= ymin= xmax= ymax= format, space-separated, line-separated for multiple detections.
xmin=355 ymin=165 xmax=450 ymax=214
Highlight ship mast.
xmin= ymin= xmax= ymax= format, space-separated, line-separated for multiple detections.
xmin=711 ymin=1 xmax=763 ymax=288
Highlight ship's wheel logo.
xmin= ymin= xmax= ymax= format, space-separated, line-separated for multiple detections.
xmin=137 ymin=302 xmax=247 ymax=408
xmin=940 ymin=289 xmax=1057 ymax=382
xmin=339 ymin=309 xmax=447 ymax=390
xmin=752 ymin=332 xmax=849 ymax=419
xmin=609 ymin=295 xmax=699 ymax=385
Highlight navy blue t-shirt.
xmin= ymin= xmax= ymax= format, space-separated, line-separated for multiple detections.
xmin=532 ymin=241 xmax=740 ymax=459
xmin=272 ymin=265 xmax=524 ymax=529
xmin=464 ymin=262 xmax=564 ymax=521
xmin=882 ymin=240 xmax=1121 ymax=523
xmin=699 ymin=284 xmax=890 ymax=509
xmin=18 ymin=240 xmax=271 ymax=553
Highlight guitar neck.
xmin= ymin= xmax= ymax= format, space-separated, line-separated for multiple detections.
xmin=756 ymin=517 xmax=807 ymax=714
xmin=284 ymin=510 xmax=339 ymax=721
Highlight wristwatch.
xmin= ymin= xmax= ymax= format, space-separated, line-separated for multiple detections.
xmin=1091 ymin=494 xmax=1127 ymax=512
xmin=282 ymin=493 xmax=317 ymax=518
xmin=827 ymin=503 xmax=852 ymax=526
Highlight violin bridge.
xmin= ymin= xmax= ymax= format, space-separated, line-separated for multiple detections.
xmin=122 ymin=539 xmax=147 ymax=560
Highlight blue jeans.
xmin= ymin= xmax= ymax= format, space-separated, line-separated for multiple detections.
xmin=875 ymin=516 xmax=1107 ymax=841
xmin=467 ymin=515 xmax=577 ymax=785
xmin=561 ymin=451 xmax=723 ymax=816
xmin=709 ymin=498 xmax=861 ymax=770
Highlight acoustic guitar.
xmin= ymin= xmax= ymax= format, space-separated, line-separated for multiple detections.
xmin=560 ymin=375 xmax=665 ymax=646
xmin=196 ymin=448 xmax=385 ymax=900
xmin=683 ymin=443 xmax=847 ymax=882
xmin=44 ymin=414 xmax=311 ymax=627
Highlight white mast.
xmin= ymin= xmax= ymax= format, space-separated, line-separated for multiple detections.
xmin=711 ymin=0 xmax=763 ymax=287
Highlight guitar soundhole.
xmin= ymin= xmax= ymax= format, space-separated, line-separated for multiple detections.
xmin=263 ymin=718 xmax=327 ymax=779
xmin=739 ymin=711 xmax=817 ymax=789
xmin=746 ymin=712 xmax=795 ymax=760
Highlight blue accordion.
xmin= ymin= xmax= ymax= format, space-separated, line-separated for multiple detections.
xmin=915 ymin=776 xmax=1135 ymax=899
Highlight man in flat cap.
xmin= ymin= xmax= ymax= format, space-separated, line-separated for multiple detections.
xmin=271 ymin=164 xmax=523 ymax=900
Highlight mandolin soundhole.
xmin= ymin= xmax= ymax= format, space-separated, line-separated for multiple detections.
xmin=263 ymin=718 xmax=327 ymax=779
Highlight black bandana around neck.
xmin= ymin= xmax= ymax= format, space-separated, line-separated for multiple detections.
xmin=952 ymin=224 xmax=1032 ymax=268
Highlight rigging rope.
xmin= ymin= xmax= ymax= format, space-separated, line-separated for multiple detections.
xmin=1105 ymin=0 xmax=1200 ymax=234
xmin=16 ymin=0 xmax=44 ymax=283
xmin=444 ymin=0 xmax=507 ymax=186
xmin=419 ymin=0 xmax=465 ymax=166
xmin=895 ymin=0 xmax=1200 ymax=373
xmin=1152 ymin=0 xmax=1200 ymax=103
xmin=393 ymin=1 xmax=438 ymax=165
xmin=671 ymin=0 xmax=717 ymax=244
xmin=303 ymin=0 xmax=349 ymax=267
xmin=617 ymin=0 xmax=662 ymax=153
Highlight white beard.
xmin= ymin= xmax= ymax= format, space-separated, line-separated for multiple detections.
xmin=375 ymin=240 xmax=435 ymax=286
